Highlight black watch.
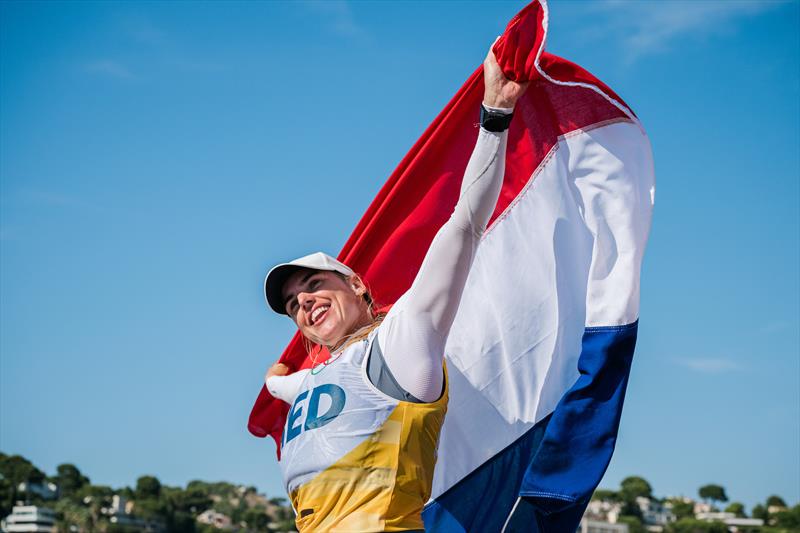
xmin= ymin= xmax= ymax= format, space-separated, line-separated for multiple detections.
xmin=479 ymin=105 xmax=513 ymax=132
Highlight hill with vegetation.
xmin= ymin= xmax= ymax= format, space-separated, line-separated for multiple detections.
xmin=0 ymin=452 xmax=296 ymax=532
xmin=590 ymin=476 xmax=799 ymax=533
xmin=3 ymin=452 xmax=798 ymax=532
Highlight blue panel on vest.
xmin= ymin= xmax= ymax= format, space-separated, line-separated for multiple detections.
xmin=423 ymin=322 xmax=637 ymax=533
xmin=285 ymin=390 xmax=308 ymax=445
xmin=305 ymin=384 xmax=347 ymax=430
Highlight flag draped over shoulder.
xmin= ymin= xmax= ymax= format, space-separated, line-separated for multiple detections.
xmin=249 ymin=1 xmax=654 ymax=531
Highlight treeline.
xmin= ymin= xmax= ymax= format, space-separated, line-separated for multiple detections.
xmin=593 ymin=476 xmax=800 ymax=533
xmin=4 ymin=452 xmax=798 ymax=533
xmin=0 ymin=452 xmax=296 ymax=532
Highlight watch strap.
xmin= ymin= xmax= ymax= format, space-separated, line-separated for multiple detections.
xmin=479 ymin=104 xmax=513 ymax=132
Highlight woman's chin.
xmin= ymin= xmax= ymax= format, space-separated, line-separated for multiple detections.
xmin=308 ymin=327 xmax=342 ymax=348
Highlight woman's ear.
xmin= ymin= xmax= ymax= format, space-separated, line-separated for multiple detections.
xmin=348 ymin=275 xmax=367 ymax=296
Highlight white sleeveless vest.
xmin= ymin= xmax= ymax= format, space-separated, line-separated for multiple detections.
xmin=279 ymin=327 xmax=448 ymax=532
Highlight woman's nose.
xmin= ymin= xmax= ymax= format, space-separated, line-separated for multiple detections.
xmin=298 ymin=291 xmax=314 ymax=310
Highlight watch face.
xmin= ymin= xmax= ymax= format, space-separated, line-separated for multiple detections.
xmin=480 ymin=107 xmax=513 ymax=132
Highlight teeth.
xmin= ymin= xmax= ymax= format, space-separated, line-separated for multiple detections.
xmin=311 ymin=306 xmax=329 ymax=323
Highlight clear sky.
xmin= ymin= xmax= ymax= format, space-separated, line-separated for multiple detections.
xmin=1 ymin=0 xmax=798 ymax=513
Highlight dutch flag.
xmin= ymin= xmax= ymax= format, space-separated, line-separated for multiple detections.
xmin=249 ymin=2 xmax=655 ymax=531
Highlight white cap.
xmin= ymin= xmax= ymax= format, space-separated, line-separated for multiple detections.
xmin=264 ymin=252 xmax=354 ymax=315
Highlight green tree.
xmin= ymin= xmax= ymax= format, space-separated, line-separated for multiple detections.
xmin=617 ymin=515 xmax=646 ymax=533
xmin=106 ymin=525 xmax=142 ymax=533
xmin=77 ymin=484 xmax=114 ymax=529
xmin=0 ymin=454 xmax=47 ymax=510
xmin=267 ymin=498 xmax=294 ymax=524
xmin=752 ymin=504 xmax=768 ymax=521
xmin=186 ymin=480 xmax=210 ymax=493
xmin=271 ymin=517 xmax=298 ymax=533
xmin=666 ymin=498 xmax=695 ymax=520
xmin=158 ymin=485 xmax=205 ymax=533
xmin=766 ymin=495 xmax=788 ymax=509
xmin=617 ymin=476 xmax=653 ymax=520
xmin=168 ymin=510 xmax=197 ymax=533
xmin=130 ymin=478 xmax=168 ymax=529
xmin=772 ymin=504 xmax=800 ymax=529
xmin=0 ymin=454 xmax=46 ymax=486
xmin=54 ymin=498 xmax=91 ymax=533
xmin=189 ymin=481 xmax=236 ymax=498
xmin=135 ymin=476 xmax=162 ymax=500
xmin=0 ymin=476 xmax=13 ymax=518
xmin=133 ymin=497 xmax=168 ymax=521
xmin=54 ymin=464 xmax=90 ymax=500
xmin=592 ymin=489 xmax=619 ymax=501
xmin=620 ymin=476 xmax=653 ymax=500
xmin=118 ymin=486 xmax=135 ymax=501
xmin=77 ymin=484 xmax=113 ymax=504
xmin=724 ymin=502 xmax=746 ymax=517
xmin=269 ymin=496 xmax=288 ymax=507
xmin=169 ymin=487 xmax=212 ymax=515
xmin=667 ymin=518 xmax=728 ymax=533
xmin=230 ymin=495 xmax=248 ymax=524
xmin=698 ymin=484 xmax=728 ymax=508
xmin=244 ymin=507 xmax=270 ymax=531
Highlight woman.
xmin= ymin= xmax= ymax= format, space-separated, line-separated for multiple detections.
xmin=263 ymin=44 xmax=527 ymax=532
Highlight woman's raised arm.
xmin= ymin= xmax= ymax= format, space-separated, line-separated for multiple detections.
xmin=376 ymin=46 xmax=528 ymax=402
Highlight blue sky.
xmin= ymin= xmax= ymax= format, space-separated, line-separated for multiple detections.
xmin=1 ymin=0 xmax=797 ymax=513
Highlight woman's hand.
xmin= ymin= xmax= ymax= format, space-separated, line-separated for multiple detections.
xmin=265 ymin=362 xmax=290 ymax=383
xmin=483 ymin=39 xmax=529 ymax=109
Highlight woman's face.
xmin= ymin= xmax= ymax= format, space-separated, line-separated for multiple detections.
xmin=281 ymin=268 xmax=369 ymax=347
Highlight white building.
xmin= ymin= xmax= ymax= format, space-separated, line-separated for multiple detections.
xmin=585 ymin=499 xmax=623 ymax=524
xmin=696 ymin=511 xmax=764 ymax=531
xmin=636 ymin=496 xmax=676 ymax=527
xmin=107 ymin=495 xmax=142 ymax=529
xmin=103 ymin=496 xmax=164 ymax=532
xmin=694 ymin=501 xmax=713 ymax=515
xmin=197 ymin=509 xmax=233 ymax=530
xmin=105 ymin=495 xmax=127 ymax=516
xmin=1 ymin=505 xmax=56 ymax=533
xmin=578 ymin=518 xmax=629 ymax=533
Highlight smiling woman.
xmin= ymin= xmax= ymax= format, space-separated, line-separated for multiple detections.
xmin=260 ymin=45 xmax=527 ymax=532
xmin=269 ymin=254 xmax=379 ymax=351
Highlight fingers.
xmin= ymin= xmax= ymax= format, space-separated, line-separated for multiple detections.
xmin=485 ymin=36 xmax=500 ymax=60
xmin=266 ymin=362 xmax=290 ymax=380
xmin=484 ymin=51 xmax=500 ymax=74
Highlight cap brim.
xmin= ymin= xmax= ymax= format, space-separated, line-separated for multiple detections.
xmin=264 ymin=264 xmax=306 ymax=315
xmin=263 ymin=252 xmax=355 ymax=315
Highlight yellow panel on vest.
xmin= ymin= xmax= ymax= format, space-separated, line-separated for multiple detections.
xmin=291 ymin=386 xmax=448 ymax=532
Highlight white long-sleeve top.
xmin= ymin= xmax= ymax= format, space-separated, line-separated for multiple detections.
xmin=269 ymin=108 xmax=511 ymax=404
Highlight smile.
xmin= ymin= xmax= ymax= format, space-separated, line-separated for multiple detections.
xmin=311 ymin=305 xmax=330 ymax=325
